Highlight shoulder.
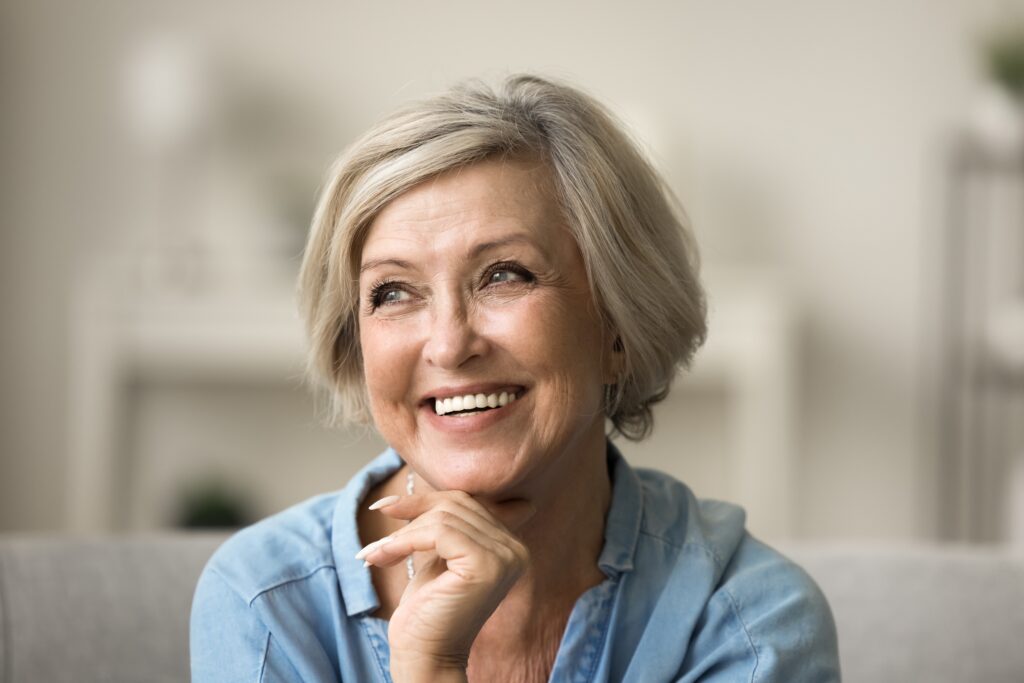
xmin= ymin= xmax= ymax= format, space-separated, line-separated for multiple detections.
xmin=201 ymin=490 xmax=342 ymax=604
xmin=633 ymin=466 xmax=747 ymax=566
xmin=718 ymin=534 xmax=838 ymax=645
xmin=700 ymin=534 xmax=840 ymax=680
xmin=632 ymin=467 xmax=839 ymax=680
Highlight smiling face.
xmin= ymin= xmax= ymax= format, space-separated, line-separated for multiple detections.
xmin=357 ymin=157 xmax=617 ymax=499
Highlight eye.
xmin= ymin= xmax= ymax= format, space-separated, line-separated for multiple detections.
xmin=483 ymin=261 xmax=534 ymax=287
xmin=380 ymin=288 xmax=408 ymax=304
xmin=368 ymin=280 xmax=411 ymax=310
xmin=488 ymin=270 xmax=522 ymax=284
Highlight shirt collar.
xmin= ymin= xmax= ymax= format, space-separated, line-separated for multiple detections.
xmin=333 ymin=448 xmax=404 ymax=617
xmin=332 ymin=439 xmax=644 ymax=616
xmin=597 ymin=439 xmax=644 ymax=577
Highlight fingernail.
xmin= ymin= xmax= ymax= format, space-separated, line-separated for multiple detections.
xmin=355 ymin=535 xmax=393 ymax=560
xmin=368 ymin=495 xmax=401 ymax=510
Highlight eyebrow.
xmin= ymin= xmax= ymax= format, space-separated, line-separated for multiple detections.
xmin=359 ymin=233 xmax=543 ymax=275
xmin=359 ymin=257 xmax=414 ymax=274
xmin=469 ymin=234 xmax=540 ymax=258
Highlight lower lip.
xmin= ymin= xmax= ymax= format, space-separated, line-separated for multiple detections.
xmin=421 ymin=392 xmax=525 ymax=433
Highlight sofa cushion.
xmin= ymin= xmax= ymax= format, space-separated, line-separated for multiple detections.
xmin=782 ymin=542 xmax=1024 ymax=683
xmin=0 ymin=534 xmax=225 ymax=683
xmin=1 ymin=535 xmax=1021 ymax=683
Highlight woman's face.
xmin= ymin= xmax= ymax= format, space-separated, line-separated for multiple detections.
xmin=357 ymin=158 xmax=617 ymax=499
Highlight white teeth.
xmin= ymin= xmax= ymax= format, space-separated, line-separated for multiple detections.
xmin=433 ymin=389 xmax=521 ymax=415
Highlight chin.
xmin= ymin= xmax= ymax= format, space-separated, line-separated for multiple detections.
xmin=415 ymin=444 xmax=530 ymax=498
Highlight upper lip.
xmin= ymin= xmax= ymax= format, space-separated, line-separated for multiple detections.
xmin=420 ymin=383 xmax=526 ymax=404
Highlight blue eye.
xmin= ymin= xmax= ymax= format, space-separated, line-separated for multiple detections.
xmin=489 ymin=269 xmax=523 ymax=284
xmin=485 ymin=262 xmax=534 ymax=286
xmin=369 ymin=280 xmax=410 ymax=310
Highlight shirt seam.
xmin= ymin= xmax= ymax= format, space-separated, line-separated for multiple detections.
xmin=358 ymin=618 xmax=393 ymax=683
xmin=581 ymin=578 xmax=620 ymax=683
xmin=679 ymin=541 xmax=759 ymax=680
xmin=719 ymin=585 xmax=760 ymax=683
xmin=637 ymin=530 xmax=728 ymax=573
xmin=258 ymin=631 xmax=272 ymax=683
xmin=211 ymin=563 xmax=338 ymax=606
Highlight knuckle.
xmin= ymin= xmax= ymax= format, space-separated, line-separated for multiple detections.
xmin=437 ymin=523 xmax=463 ymax=542
xmin=512 ymin=541 xmax=530 ymax=566
xmin=434 ymin=510 xmax=457 ymax=525
xmin=450 ymin=490 xmax=473 ymax=503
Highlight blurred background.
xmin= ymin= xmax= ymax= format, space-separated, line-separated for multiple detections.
xmin=2 ymin=0 xmax=1023 ymax=546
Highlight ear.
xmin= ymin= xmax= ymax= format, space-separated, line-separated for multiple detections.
xmin=602 ymin=333 xmax=625 ymax=385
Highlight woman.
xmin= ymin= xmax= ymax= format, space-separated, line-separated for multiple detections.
xmin=191 ymin=74 xmax=840 ymax=682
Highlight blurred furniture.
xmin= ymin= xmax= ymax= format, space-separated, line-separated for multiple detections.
xmin=942 ymin=136 xmax=1024 ymax=543
xmin=1 ymin=535 xmax=1022 ymax=682
xmin=0 ymin=534 xmax=224 ymax=683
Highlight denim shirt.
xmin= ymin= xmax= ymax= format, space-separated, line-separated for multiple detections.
xmin=191 ymin=443 xmax=840 ymax=682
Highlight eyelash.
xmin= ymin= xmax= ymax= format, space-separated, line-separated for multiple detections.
xmin=368 ymin=277 xmax=404 ymax=311
xmin=482 ymin=260 xmax=535 ymax=286
xmin=366 ymin=261 xmax=535 ymax=312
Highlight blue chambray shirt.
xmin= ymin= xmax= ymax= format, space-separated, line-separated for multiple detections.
xmin=191 ymin=443 xmax=840 ymax=682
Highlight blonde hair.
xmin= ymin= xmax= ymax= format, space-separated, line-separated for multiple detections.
xmin=299 ymin=74 xmax=706 ymax=440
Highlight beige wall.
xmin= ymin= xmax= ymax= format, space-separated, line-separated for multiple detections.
xmin=0 ymin=0 xmax=1014 ymax=536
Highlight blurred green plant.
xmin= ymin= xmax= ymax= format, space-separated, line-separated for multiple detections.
xmin=985 ymin=24 xmax=1024 ymax=99
xmin=175 ymin=477 xmax=255 ymax=529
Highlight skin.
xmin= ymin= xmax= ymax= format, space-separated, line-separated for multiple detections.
xmin=356 ymin=157 xmax=621 ymax=683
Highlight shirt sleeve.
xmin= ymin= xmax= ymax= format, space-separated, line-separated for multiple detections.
xmin=678 ymin=567 xmax=841 ymax=682
xmin=190 ymin=567 xmax=305 ymax=683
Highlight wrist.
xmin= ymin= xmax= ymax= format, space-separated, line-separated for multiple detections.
xmin=390 ymin=652 xmax=468 ymax=683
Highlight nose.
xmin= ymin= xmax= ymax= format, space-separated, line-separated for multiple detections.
xmin=422 ymin=294 xmax=489 ymax=370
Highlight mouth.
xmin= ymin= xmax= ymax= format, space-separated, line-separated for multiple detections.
xmin=424 ymin=386 xmax=526 ymax=417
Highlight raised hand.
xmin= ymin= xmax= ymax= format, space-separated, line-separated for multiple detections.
xmin=357 ymin=491 xmax=534 ymax=682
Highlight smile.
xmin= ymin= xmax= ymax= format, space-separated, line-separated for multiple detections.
xmin=433 ymin=390 xmax=520 ymax=416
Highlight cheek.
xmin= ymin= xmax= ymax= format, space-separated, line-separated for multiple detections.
xmin=484 ymin=294 xmax=607 ymax=393
xmin=359 ymin=321 xmax=418 ymax=409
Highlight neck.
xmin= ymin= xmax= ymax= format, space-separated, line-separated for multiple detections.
xmin=360 ymin=425 xmax=613 ymax=631
xmin=474 ymin=425 xmax=612 ymax=649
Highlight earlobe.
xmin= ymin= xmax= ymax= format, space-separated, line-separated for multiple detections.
xmin=603 ymin=335 xmax=625 ymax=385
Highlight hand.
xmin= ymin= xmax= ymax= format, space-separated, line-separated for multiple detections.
xmin=358 ymin=490 xmax=534 ymax=682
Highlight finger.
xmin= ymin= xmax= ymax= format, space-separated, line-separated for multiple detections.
xmin=363 ymin=523 xmax=525 ymax=582
xmin=371 ymin=490 xmax=536 ymax=532
xmin=360 ymin=513 xmax=505 ymax=568
xmin=371 ymin=490 xmax=497 ymax=524
xmin=372 ymin=494 xmax=533 ymax=557
xmin=369 ymin=492 xmax=509 ymax=548
xmin=402 ymin=506 xmax=504 ymax=548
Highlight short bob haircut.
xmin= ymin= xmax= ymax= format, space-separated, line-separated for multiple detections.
xmin=299 ymin=74 xmax=706 ymax=441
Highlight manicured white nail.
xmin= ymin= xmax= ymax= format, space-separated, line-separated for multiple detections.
xmin=355 ymin=535 xmax=393 ymax=560
xmin=368 ymin=495 xmax=401 ymax=510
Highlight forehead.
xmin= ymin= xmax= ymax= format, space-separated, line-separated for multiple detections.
xmin=359 ymin=158 xmax=569 ymax=264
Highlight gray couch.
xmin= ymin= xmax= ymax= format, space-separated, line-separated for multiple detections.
xmin=0 ymin=534 xmax=1022 ymax=682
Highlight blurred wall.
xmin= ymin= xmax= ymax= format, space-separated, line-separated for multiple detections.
xmin=0 ymin=0 xmax=1015 ymax=536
